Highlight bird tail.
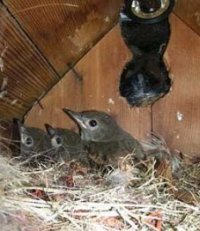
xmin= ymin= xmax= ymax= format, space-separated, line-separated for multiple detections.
xmin=141 ymin=132 xmax=183 ymax=176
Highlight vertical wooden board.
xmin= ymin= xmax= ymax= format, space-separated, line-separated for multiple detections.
xmin=26 ymin=25 xmax=151 ymax=140
xmin=0 ymin=3 xmax=59 ymax=120
xmin=152 ymin=15 xmax=200 ymax=156
xmin=75 ymin=26 xmax=151 ymax=140
xmin=4 ymin=0 xmax=122 ymax=75
xmin=174 ymin=0 xmax=200 ymax=36
xmin=25 ymin=70 xmax=82 ymax=131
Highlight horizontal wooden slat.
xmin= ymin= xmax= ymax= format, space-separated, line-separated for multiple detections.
xmin=4 ymin=0 xmax=122 ymax=75
xmin=0 ymin=3 xmax=59 ymax=120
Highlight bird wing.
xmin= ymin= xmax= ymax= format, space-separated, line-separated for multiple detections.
xmin=85 ymin=139 xmax=145 ymax=166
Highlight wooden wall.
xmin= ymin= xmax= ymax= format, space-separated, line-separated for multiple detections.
xmin=0 ymin=0 xmax=121 ymax=120
xmin=26 ymin=14 xmax=200 ymax=157
xmin=152 ymin=15 xmax=200 ymax=157
xmin=25 ymin=25 xmax=151 ymax=139
xmin=174 ymin=0 xmax=200 ymax=36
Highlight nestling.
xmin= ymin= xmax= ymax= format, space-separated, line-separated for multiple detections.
xmin=63 ymin=108 xmax=146 ymax=167
xmin=14 ymin=119 xmax=53 ymax=167
xmin=45 ymin=123 xmax=88 ymax=164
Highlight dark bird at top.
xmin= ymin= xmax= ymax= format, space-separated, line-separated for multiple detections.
xmin=44 ymin=123 xmax=87 ymax=164
xmin=63 ymin=108 xmax=146 ymax=167
xmin=119 ymin=0 xmax=175 ymax=106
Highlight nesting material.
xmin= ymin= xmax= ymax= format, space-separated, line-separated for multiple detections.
xmin=0 ymin=139 xmax=200 ymax=231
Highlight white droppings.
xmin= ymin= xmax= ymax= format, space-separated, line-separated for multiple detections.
xmin=0 ymin=44 xmax=8 ymax=72
xmin=108 ymin=98 xmax=115 ymax=105
xmin=176 ymin=134 xmax=180 ymax=139
xmin=0 ymin=58 xmax=4 ymax=72
xmin=10 ymin=99 xmax=18 ymax=105
xmin=194 ymin=12 xmax=200 ymax=26
xmin=0 ymin=90 xmax=7 ymax=99
xmin=0 ymin=77 xmax=8 ymax=99
xmin=39 ymin=109 xmax=43 ymax=115
xmin=1 ymin=77 xmax=8 ymax=90
xmin=177 ymin=111 xmax=184 ymax=121
xmin=104 ymin=16 xmax=110 ymax=22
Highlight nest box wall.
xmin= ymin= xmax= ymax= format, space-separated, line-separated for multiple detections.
xmin=0 ymin=0 xmax=121 ymax=120
xmin=0 ymin=1 xmax=200 ymax=157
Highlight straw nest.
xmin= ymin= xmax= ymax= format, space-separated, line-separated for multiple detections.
xmin=0 ymin=134 xmax=200 ymax=231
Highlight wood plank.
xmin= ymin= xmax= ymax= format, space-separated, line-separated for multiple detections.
xmin=4 ymin=0 xmax=122 ymax=75
xmin=174 ymin=0 xmax=200 ymax=36
xmin=26 ymin=25 xmax=151 ymax=140
xmin=25 ymin=70 xmax=83 ymax=131
xmin=152 ymin=15 xmax=200 ymax=156
xmin=0 ymin=3 xmax=59 ymax=120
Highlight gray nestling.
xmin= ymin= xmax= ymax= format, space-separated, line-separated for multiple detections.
xmin=63 ymin=108 xmax=146 ymax=167
xmin=14 ymin=120 xmax=53 ymax=167
xmin=45 ymin=123 xmax=88 ymax=164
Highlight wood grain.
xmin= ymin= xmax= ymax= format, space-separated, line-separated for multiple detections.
xmin=26 ymin=26 xmax=151 ymax=140
xmin=174 ymin=0 xmax=200 ymax=36
xmin=25 ymin=69 xmax=83 ymax=132
xmin=152 ymin=14 xmax=200 ymax=156
xmin=0 ymin=3 xmax=59 ymax=120
xmin=4 ymin=0 xmax=122 ymax=75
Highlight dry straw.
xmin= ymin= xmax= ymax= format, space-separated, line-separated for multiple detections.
xmin=0 ymin=146 xmax=200 ymax=231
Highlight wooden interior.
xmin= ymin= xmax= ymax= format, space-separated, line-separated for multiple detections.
xmin=26 ymin=13 xmax=200 ymax=156
xmin=26 ymin=26 xmax=151 ymax=138
xmin=4 ymin=0 xmax=122 ymax=75
xmin=174 ymin=0 xmax=200 ymax=36
xmin=25 ymin=26 xmax=151 ymax=139
xmin=0 ymin=1 xmax=200 ymax=156
xmin=152 ymin=15 xmax=200 ymax=157
xmin=0 ymin=0 xmax=121 ymax=120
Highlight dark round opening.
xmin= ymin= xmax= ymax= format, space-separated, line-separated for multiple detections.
xmin=139 ymin=0 xmax=161 ymax=13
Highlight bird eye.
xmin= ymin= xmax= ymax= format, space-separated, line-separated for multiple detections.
xmin=25 ymin=137 xmax=34 ymax=147
xmin=89 ymin=120 xmax=97 ymax=127
xmin=56 ymin=137 xmax=62 ymax=145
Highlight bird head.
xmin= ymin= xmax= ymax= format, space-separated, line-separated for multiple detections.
xmin=16 ymin=122 xmax=51 ymax=155
xmin=45 ymin=123 xmax=63 ymax=148
xmin=45 ymin=123 xmax=81 ymax=151
xmin=62 ymin=109 xmax=123 ymax=142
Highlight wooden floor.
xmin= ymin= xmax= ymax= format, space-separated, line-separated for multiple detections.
xmin=26 ymin=14 xmax=200 ymax=157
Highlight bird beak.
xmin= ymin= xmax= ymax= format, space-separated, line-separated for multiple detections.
xmin=62 ymin=108 xmax=87 ymax=129
xmin=13 ymin=118 xmax=21 ymax=127
xmin=13 ymin=118 xmax=24 ymax=132
xmin=44 ymin=123 xmax=55 ymax=137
